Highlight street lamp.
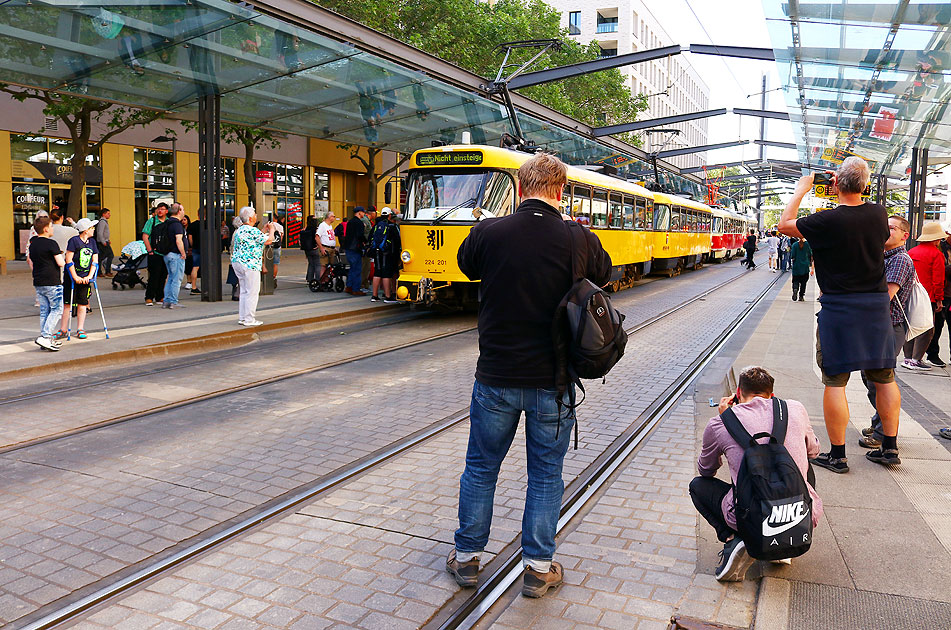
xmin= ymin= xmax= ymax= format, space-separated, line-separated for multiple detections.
xmin=152 ymin=135 xmax=178 ymax=202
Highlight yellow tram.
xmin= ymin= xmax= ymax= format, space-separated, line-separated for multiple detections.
xmin=396 ymin=145 xmax=720 ymax=309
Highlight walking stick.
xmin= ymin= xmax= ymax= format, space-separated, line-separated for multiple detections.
xmin=65 ymin=264 xmax=74 ymax=341
xmin=92 ymin=277 xmax=110 ymax=339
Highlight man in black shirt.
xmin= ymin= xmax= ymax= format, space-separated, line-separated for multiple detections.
xmin=448 ymin=153 xmax=611 ymax=598
xmin=778 ymin=157 xmax=901 ymax=472
xmin=343 ymin=207 xmax=368 ymax=296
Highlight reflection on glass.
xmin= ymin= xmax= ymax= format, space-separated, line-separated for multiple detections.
xmin=405 ymin=170 xmax=513 ymax=221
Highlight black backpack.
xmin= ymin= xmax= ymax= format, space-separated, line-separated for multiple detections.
xmin=559 ymin=222 xmax=627 ymax=381
xmin=720 ymin=398 xmax=813 ymax=561
xmin=370 ymin=222 xmax=393 ymax=254
xmin=150 ymin=219 xmax=171 ymax=255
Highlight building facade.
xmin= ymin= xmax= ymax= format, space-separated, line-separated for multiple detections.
xmin=550 ymin=0 xmax=711 ymax=170
xmin=1 ymin=95 xmax=401 ymax=261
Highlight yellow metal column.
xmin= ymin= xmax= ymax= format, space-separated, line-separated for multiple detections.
xmin=101 ymin=143 xmax=136 ymax=249
xmin=0 ymin=131 xmax=13 ymax=260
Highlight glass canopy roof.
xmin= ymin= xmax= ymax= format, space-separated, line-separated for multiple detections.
xmin=762 ymin=1 xmax=951 ymax=177
xmin=0 ymin=0 xmax=696 ymax=187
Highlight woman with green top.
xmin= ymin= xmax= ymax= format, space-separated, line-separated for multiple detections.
xmin=230 ymin=206 xmax=276 ymax=327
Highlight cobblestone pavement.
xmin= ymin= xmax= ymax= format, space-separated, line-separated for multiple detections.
xmin=0 ymin=313 xmax=474 ymax=449
xmin=55 ymin=260 xmax=772 ymax=630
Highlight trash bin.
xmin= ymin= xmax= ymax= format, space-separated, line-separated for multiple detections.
xmin=260 ymin=245 xmax=275 ymax=295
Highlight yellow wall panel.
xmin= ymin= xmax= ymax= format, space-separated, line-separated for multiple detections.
xmin=0 ymin=131 xmax=11 ymax=259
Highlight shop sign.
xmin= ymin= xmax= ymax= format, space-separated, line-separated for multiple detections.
xmin=11 ymin=160 xmax=103 ymax=184
xmin=255 ymin=170 xmax=274 ymax=183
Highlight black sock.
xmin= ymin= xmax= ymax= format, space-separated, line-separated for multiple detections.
xmin=830 ymin=444 xmax=846 ymax=459
xmin=882 ymin=435 xmax=897 ymax=451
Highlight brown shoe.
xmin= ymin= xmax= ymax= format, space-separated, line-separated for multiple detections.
xmin=344 ymin=287 xmax=353 ymax=295
xmin=446 ymin=549 xmax=479 ymax=588
xmin=522 ymin=561 xmax=563 ymax=598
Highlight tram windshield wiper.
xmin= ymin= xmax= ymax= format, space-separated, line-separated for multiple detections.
xmin=430 ymin=196 xmax=478 ymax=225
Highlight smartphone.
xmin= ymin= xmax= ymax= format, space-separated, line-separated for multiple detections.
xmin=814 ymin=172 xmax=833 ymax=186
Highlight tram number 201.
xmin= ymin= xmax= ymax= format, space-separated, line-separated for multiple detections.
xmin=425 ymin=259 xmax=447 ymax=266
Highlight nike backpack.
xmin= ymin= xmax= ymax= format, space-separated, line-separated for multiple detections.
xmin=720 ymin=398 xmax=813 ymax=561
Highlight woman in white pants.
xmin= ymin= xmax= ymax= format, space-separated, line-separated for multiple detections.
xmin=230 ymin=206 xmax=276 ymax=326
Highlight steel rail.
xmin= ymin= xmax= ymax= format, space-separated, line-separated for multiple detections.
xmin=13 ymin=262 xmax=764 ymax=630
xmin=435 ymin=271 xmax=783 ymax=630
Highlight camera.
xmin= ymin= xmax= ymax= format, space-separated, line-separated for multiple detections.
xmin=813 ymin=172 xmax=833 ymax=186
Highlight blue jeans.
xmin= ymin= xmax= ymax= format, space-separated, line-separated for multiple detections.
xmin=345 ymin=249 xmax=362 ymax=291
xmin=455 ymin=381 xmax=575 ymax=567
xmin=36 ymin=285 xmax=63 ymax=338
xmin=163 ymin=253 xmax=185 ymax=305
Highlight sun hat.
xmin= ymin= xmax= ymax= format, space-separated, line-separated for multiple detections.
xmin=917 ymin=222 xmax=946 ymax=242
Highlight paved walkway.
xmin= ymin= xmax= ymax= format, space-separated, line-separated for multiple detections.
xmin=0 ymin=251 xmax=399 ymax=379
xmin=714 ymin=275 xmax=951 ymax=629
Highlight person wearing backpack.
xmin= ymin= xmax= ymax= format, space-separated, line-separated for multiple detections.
xmin=142 ymin=203 xmax=169 ymax=306
xmin=367 ymin=208 xmax=401 ymax=302
xmin=691 ymin=366 xmax=823 ymax=582
xmin=448 ymin=152 xmax=611 ymax=598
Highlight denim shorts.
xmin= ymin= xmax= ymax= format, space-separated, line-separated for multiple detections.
xmin=272 ymin=247 xmax=281 ymax=265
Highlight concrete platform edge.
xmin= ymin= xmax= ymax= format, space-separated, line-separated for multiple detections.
xmin=0 ymin=305 xmax=392 ymax=382
xmin=754 ymin=576 xmax=790 ymax=630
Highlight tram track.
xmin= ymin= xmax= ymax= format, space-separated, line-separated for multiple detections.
xmin=11 ymin=263 xmax=773 ymax=630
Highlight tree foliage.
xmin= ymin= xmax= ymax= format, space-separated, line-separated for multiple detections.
xmin=0 ymin=85 xmax=162 ymax=219
xmin=317 ymin=0 xmax=647 ymax=136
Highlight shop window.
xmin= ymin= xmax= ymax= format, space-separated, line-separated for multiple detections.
xmin=219 ymin=157 xmax=237 ymax=227
xmin=314 ymin=170 xmax=330 ymax=216
xmin=255 ymin=161 xmax=304 ymax=247
xmin=134 ymin=148 xmax=174 ymax=232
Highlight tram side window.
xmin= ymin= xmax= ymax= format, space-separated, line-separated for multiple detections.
xmin=592 ymin=190 xmax=608 ymax=228
xmin=645 ymin=200 xmax=654 ymax=229
xmin=561 ymin=184 xmax=572 ymax=218
xmin=634 ymin=197 xmax=646 ymax=229
xmin=572 ymin=185 xmax=592 ymax=226
xmin=668 ymin=206 xmax=680 ymax=231
xmin=610 ymin=193 xmax=624 ymax=228
xmin=624 ymin=196 xmax=636 ymax=229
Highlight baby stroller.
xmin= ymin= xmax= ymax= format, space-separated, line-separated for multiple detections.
xmin=309 ymin=251 xmax=347 ymax=293
xmin=112 ymin=240 xmax=148 ymax=290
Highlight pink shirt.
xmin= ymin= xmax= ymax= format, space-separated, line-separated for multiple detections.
xmin=698 ymin=396 xmax=823 ymax=529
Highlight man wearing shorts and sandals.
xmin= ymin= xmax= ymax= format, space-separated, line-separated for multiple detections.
xmin=779 ymin=157 xmax=902 ymax=473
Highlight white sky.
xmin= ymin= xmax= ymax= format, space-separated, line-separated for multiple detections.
xmin=641 ymin=0 xmax=799 ymax=171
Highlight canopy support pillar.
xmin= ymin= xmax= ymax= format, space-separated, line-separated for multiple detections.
xmin=199 ymin=93 xmax=223 ymax=302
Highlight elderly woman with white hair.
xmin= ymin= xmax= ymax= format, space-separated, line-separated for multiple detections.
xmin=230 ymin=206 xmax=276 ymax=326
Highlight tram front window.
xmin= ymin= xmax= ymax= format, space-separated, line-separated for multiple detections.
xmin=405 ymin=170 xmax=515 ymax=222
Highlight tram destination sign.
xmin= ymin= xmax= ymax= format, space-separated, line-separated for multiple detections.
xmin=416 ymin=151 xmax=483 ymax=167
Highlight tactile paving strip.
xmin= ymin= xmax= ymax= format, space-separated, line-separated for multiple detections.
xmin=789 ymin=582 xmax=951 ymax=630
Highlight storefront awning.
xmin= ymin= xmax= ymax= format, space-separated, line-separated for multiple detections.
xmin=762 ymin=1 xmax=951 ymax=177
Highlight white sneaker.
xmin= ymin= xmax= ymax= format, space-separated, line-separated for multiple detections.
xmin=914 ymin=359 xmax=933 ymax=371
xmin=901 ymin=359 xmax=923 ymax=371
xmin=185 ymin=283 xmax=192 ymax=290
xmin=35 ymin=336 xmax=59 ymax=352
xmin=245 ymin=319 xmax=263 ymax=327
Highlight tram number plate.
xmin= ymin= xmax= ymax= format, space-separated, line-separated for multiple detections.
xmin=425 ymin=259 xmax=447 ymax=268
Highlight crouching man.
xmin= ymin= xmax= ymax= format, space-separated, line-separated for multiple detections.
xmin=690 ymin=366 xmax=823 ymax=581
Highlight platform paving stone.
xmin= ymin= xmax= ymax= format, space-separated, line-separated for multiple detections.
xmin=61 ymin=262 xmax=771 ymax=629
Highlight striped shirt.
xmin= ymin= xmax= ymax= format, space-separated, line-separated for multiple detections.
xmin=885 ymin=245 xmax=915 ymax=326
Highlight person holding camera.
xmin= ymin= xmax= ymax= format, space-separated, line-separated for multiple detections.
xmin=691 ymin=366 xmax=821 ymax=581
xmin=230 ymin=206 xmax=277 ymax=327
xmin=778 ymin=157 xmax=902 ymax=472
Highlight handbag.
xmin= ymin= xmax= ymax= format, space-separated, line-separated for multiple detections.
xmin=895 ymin=271 xmax=934 ymax=341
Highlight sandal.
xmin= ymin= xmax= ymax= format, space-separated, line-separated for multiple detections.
xmin=865 ymin=448 xmax=901 ymax=466
xmin=76 ymin=330 xmax=87 ymax=340
xmin=53 ymin=331 xmax=67 ymax=341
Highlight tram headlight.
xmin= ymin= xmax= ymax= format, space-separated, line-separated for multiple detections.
xmin=401 ymin=250 xmax=412 ymax=263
